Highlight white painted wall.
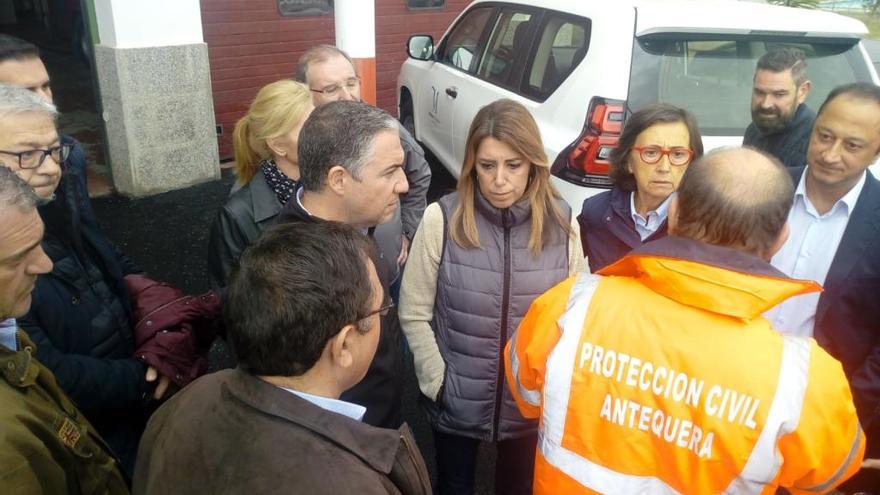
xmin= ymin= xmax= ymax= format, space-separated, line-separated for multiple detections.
xmin=335 ymin=0 xmax=375 ymax=58
xmin=93 ymin=0 xmax=204 ymax=49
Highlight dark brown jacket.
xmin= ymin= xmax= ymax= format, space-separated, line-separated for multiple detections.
xmin=132 ymin=369 xmax=431 ymax=495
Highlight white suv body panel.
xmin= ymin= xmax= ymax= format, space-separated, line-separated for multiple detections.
xmin=398 ymin=0 xmax=879 ymax=210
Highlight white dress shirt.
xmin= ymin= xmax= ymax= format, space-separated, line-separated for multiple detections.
xmin=765 ymin=169 xmax=866 ymax=337
xmin=630 ymin=192 xmax=672 ymax=241
xmin=281 ymin=387 xmax=366 ymax=422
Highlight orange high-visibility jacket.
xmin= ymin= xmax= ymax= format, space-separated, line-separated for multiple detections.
xmin=505 ymin=237 xmax=865 ymax=495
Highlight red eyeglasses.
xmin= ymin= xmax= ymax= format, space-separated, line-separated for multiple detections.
xmin=631 ymin=146 xmax=694 ymax=166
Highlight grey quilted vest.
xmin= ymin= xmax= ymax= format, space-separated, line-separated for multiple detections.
xmin=424 ymin=190 xmax=570 ymax=441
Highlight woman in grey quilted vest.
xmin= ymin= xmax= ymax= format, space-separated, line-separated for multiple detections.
xmin=400 ymin=99 xmax=584 ymax=495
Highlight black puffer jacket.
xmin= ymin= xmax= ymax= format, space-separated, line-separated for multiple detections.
xmin=18 ymin=151 xmax=151 ymax=476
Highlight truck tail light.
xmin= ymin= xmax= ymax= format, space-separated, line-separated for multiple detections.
xmin=551 ymin=97 xmax=625 ymax=188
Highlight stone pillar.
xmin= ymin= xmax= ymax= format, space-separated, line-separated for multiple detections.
xmin=335 ymin=0 xmax=376 ymax=106
xmin=92 ymin=0 xmax=219 ymax=196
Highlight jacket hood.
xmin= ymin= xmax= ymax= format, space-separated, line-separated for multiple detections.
xmin=598 ymin=236 xmax=821 ymax=320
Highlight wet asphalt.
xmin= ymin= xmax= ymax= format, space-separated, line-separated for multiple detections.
xmin=91 ymin=163 xmax=505 ymax=494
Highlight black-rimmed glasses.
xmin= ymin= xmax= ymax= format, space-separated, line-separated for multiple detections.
xmin=310 ymin=77 xmax=361 ymax=97
xmin=0 ymin=144 xmax=70 ymax=169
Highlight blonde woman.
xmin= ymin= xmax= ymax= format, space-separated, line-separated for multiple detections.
xmin=208 ymin=80 xmax=313 ymax=287
xmin=399 ymin=99 xmax=584 ymax=495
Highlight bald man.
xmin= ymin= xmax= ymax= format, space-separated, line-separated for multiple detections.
xmin=506 ymin=148 xmax=864 ymax=494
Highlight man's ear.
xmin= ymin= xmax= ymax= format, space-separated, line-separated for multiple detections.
xmin=326 ymin=165 xmax=349 ymax=195
xmin=765 ymin=222 xmax=790 ymax=261
xmin=796 ymin=80 xmax=812 ymax=105
xmin=328 ymin=324 xmax=356 ymax=370
xmin=667 ymin=195 xmax=679 ymax=235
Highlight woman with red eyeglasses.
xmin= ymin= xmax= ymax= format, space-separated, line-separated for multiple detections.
xmin=578 ymin=103 xmax=704 ymax=272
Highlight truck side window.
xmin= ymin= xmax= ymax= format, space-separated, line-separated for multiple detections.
xmin=440 ymin=7 xmax=494 ymax=72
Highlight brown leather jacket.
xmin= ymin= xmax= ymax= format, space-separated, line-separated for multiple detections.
xmin=133 ymin=368 xmax=431 ymax=495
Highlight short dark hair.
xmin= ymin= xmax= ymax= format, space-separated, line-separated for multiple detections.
xmin=817 ymin=82 xmax=880 ymax=118
xmin=756 ymin=47 xmax=807 ymax=87
xmin=224 ymin=221 xmax=375 ymax=377
xmin=609 ymin=103 xmax=704 ymax=191
xmin=0 ymin=35 xmax=40 ymax=64
xmin=674 ymin=147 xmax=793 ymax=255
xmin=297 ymin=100 xmax=398 ymax=191
xmin=295 ymin=45 xmax=354 ymax=84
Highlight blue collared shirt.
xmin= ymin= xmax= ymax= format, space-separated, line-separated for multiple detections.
xmin=281 ymin=387 xmax=366 ymax=422
xmin=765 ymin=168 xmax=866 ymax=337
xmin=630 ymin=192 xmax=672 ymax=241
xmin=0 ymin=318 xmax=18 ymax=352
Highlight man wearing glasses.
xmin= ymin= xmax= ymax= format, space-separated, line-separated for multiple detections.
xmin=134 ymin=221 xmax=431 ymax=495
xmin=296 ymin=44 xmax=431 ymax=284
xmin=0 ymin=83 xmax=168 ymax=477
xmin=0 ymin=34 xmax=97 ymax=227
xmin=0 ymin=93 xmax=65 ymax=201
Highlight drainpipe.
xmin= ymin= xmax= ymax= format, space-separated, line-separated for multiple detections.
xmin=335 ymin=0 xmax=376 ymax=105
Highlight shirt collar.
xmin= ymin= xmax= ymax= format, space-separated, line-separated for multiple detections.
xmin=630 ymin=192 xmax=673 ymax=224
xmin=295 ymin=187 xmax=370 ymax=235
xmin=0 ymin=318 xmax=17 ymax=352
xmin=796 ymin=167 xmax=867 ymax=217
xmin=280 ymin=387 xmax=366 ymax=422
xmin=295 ymin=186 xmax=311 ymax=217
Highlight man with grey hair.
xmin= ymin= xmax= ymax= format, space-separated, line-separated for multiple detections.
xmin=0 ymin=167 xmax=129 ymax=493
xmin=0 ymin=34 xmax=95 ymax=222
xmin=278 ymin=100 xmax=408 ymax=428
xmin=0 ymin=83 xmax=176 ymax=475
xmin=296 ymin=44 xmax=431 ymax=279
xmin=0 ymin=82 xmax=63 ymax=200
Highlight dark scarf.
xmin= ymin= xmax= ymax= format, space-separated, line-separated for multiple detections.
xmin=260 ymin=159 xmax=298 ymax=205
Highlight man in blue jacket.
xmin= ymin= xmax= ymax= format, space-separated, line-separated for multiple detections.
xmin=0 ymin=37 xmax=173 ymax=475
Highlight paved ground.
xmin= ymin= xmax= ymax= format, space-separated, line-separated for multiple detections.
xmin=90 ymin=164 xmax=507 ymax=494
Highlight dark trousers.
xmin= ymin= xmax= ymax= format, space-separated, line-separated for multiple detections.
xmin=433 ymin=429 xmax=537 ymax=495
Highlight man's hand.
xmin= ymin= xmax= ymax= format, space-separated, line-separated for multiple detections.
xmin=398 ymin=235 xmax=410 ymax=266
xmin=145 ymin=366 xmax=172 ymax=400
xmin=863 ymin=458 xmax=880 ymax=469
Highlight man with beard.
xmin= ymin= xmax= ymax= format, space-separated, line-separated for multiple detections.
xmin=743 ymin=47 xmax=815 ymax=168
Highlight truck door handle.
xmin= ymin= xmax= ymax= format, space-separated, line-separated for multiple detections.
xmin=445 ymin=87 xmax=458 ymax=98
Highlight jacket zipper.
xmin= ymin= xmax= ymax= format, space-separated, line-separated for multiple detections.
xmin=492 ymin=210 xmax=512 ymax=442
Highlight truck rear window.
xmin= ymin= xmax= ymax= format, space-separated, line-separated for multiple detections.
xmin=627 ymin=36 xmax=873 ymax=136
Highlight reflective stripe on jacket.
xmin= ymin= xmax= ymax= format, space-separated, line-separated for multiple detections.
xmin=505 ymin=236 xmax=865 ymax=495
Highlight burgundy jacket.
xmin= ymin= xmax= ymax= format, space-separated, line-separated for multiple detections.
xmin=125 ymin=275 xmax=220 ymax=388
